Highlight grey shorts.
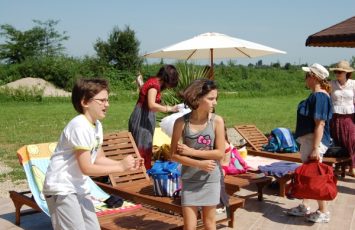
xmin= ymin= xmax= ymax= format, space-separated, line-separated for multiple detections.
xmin=45 ymin=193 xmax=100 ymax=230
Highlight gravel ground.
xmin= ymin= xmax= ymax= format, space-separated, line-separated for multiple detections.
xmin=0 ymin=161 xmax=28 ymax=198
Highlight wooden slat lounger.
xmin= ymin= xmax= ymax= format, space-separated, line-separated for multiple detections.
xmin=9 ymin=143 xmax=184 ymax=229
xmin=97 ymin=131 xmax=246 ymax=229
xmin=234 ymin=124 xmax=352 ymax=196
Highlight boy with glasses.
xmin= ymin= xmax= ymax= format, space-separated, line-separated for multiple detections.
xmin=43 ymin=78 xmax=143 ymax=230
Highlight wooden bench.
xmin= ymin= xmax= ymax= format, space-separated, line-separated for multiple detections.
xmin=98 ymin=131 xmax=246 ymax=228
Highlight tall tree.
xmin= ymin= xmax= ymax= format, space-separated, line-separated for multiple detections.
xmin=94 ymin=25 xmax=142 ymax=71
xmin=0 ymin=20 xmax=68 ymax=64
xmin=32 ymin=20 xmax=69 ymax=57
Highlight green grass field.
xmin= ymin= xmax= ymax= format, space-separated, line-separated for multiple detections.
xmin=0 ymin=92 xmax=308 ymax=181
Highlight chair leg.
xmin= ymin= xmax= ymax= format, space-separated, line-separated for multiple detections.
xmin=341 ymin=165 xmax=346 ymax=178
xmin=13 ymin=199 xmax=23 ymax=225
xmin=279 ymin=179 xmax=286 ymax=197
xmin=256 ymin=183 xmax=264 ymax=201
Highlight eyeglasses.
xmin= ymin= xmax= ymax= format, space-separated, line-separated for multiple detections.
xmin=92 ymin=98 xmax=109 ymax=105
xmin=334 ymin=70 xmax=345 ymax=74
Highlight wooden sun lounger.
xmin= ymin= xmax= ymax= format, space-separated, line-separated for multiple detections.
xmin=10 ymin=189 xmax=184 ymax=229
xmin=234 ymin=124 xmax=352 ymax=196
xmin=97 ymin=131 xmax=246 ymax=228
xmin=235 ymin=124 xmax=352 ymax=175
xmin=9 ymin=143 xmax=184 ymax=230
xmin=9 ymin=190 xmax=42 ymax=225
xmin=224 ymin=173 xmax=272 ymax=201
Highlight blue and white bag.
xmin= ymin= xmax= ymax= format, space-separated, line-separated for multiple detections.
xmin=262 ymin=127 xmax=299 ymax=153
xmin=147 ymin=160 xmax=181 ymax=197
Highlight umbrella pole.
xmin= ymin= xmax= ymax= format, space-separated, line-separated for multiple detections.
xmin=210 ymin=48 xmax=214 ymax=80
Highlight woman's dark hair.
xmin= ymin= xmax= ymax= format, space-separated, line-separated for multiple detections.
xmin=72 ymin=78 xmax=109 ymax=114
xmin=156 ymin=64 xmax=179 ymax=90
xmin=182 ymin=78 xmax=217 ymax=110
xmin=346 ymin=72 xmax=352 ymax=79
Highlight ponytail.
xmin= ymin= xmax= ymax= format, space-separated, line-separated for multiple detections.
xmin=320 ymin=79 xmax=331 ymax=94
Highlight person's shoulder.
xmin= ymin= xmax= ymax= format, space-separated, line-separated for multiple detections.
xmin=311 ymin=92 xmax=331 ymax=105
xmin=177 ymin=112 xmax=191 ymax=123
xmin=143 ymin=77 xmax=160 ymax=90
xmin=212 ymin=114 xmax=224 ymax=124
xmin=66 ymin=115 xmax=91 ymax=130
xmin=175 ymin=116 xmax=185 ymax=123
xmin=313 ymin=91 xmax=329 ymax=98
xmin=145 ymin=77 xmax=159 ymax=85
xmin=173 ymin=116 xmax=186 ymax=129
xmin=67 ymin=114 xmax=84 ymax=125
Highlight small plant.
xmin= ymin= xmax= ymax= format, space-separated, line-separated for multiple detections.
xmin=161 ymin=62 xmax=209 ymax=105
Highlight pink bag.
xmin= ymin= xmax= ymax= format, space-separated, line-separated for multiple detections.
xmin=223 ymin=148 xmax=249 ymax=175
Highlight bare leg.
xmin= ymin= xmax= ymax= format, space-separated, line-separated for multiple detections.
xmin=201 ymin=206 xmax=217 ymax=230
xmin=182 ymin=206 xmax=198 ymax=230
xmin=317 ymin=200 xmax=327 ymax=213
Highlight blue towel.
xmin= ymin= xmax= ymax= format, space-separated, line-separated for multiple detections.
xmin=258 ymin=162 xmax=299 ymax=178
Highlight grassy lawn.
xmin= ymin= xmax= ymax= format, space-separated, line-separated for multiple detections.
xmin=0 ymin=92 xmax=308 ymax=181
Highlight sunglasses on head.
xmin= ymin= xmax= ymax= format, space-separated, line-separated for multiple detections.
xmin=202 ymin=80 xmax=215 ymax=89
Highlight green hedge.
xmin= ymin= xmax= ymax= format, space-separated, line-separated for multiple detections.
xmin=0 ymin=56 xmax=317 ymax=100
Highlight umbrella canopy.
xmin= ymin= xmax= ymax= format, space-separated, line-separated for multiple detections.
xmin=144 ymin=32 xmax=286 ymax=78
xmin=306 ymin=16 xmax=355 ymax=48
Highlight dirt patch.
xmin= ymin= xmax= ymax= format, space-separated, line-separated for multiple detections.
xmin=2 ymin=77 xmax=71 ymax=97
xmin=0 ymin=161 xmax=27 ymax=197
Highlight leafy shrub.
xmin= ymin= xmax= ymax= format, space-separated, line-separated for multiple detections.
xmin=161 ymin=62 xmax=209 ymax=105
xmin=0 ymin=86 xmax=44 ymax=102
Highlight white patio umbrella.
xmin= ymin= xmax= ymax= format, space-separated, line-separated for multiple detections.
xmin=144 ymin=32 xmax=286 ymax=79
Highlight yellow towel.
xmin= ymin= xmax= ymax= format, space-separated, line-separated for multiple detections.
xmin=153 ymin=128 xmax=171 ymax=146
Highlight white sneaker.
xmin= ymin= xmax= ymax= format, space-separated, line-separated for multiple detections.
xmin=286 ymin=204 xmax=311 ymax=217
xmin=216 ymin=207 xmax=226 ymax=214
xmin=306 ymin=210 xmax=330 ymax=223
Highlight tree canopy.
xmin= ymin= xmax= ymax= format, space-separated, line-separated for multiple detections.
xmin=94 ymin=25 xmax=142 ymax=71
xmin=0 ymin=20 xmax=68 ymax=64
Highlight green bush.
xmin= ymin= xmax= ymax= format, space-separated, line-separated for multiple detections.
xmin=0 ymin=86 xmax=44 ymax=102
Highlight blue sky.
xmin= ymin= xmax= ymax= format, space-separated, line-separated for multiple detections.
xmin=1 ymin=0 xmax=354 ymax=66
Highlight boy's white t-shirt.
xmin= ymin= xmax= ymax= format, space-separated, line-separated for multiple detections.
xmin=43 ymin=114 xmax=103 ymax=195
